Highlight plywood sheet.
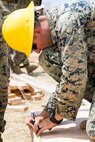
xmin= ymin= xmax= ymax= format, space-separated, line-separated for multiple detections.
xmin=40 ymin=104 xmax=91 ymax=142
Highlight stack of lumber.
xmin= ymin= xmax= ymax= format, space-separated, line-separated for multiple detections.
xmin=8 ymin=80 xmax=44 ymax=111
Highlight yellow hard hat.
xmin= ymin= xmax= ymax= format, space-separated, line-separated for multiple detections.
xmin=2 ymin=1 xmax=34 ymax=57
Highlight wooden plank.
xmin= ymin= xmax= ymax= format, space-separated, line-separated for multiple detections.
xmin=23 ymin=93 xmax=32 ymax=100
xmin=8 ymin=97 xmax=22 ymax=105
xmin=30 ymin=102 xmax=90 ymax=142
xmin=33 ymin=133 xmax=40 ymax=142
xmin=30 ymin=130 xmax=41 ymax=142
xmin=8 ymin=93 xmax=16 ymax=99
xmin=39 ymin=104 xmax=91 ymax=142
xmin=7 ymin=105 xmax=28 ymax=111
xmin=31 ymin=94 xmax=44 ymax=101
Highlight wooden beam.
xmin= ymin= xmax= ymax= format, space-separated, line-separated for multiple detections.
xmin=30 ymin=130 xmax=40 ymax=142
xmin=7 ymin=105 xmax=28 ymax=111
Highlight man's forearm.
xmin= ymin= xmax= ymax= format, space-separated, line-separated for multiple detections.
xmin=43 ymin=92 xmax=58 ymax=113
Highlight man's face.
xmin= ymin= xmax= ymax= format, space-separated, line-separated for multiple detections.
xmin=33 ymin=16 xmax=53 ymax=53
xmin=33 ymin=27 xmax=46 ymax=53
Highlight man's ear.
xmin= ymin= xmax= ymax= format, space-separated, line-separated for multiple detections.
xmin=34 ymin=29 xmax=39 ymax=33
xmin=34 ymin=26 xmax=42 ymax=39
xmin=34 ymin=24 xmax=41 ymax=34
xmin=34 ymin=32 xmax=40 ymax=38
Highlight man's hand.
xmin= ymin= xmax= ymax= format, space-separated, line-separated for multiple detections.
xmin=35 ymin=117 xmax=58 ymax=136
xmin=26 ymin=111 xmax=50 ymax=133
xmin=35 ymin=113 xmax=63 ymax=135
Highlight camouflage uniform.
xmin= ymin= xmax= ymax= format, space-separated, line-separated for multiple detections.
xmin=16 ymin=0 xmax=42 ymax=7
xmin=39 ymin=1 xmax=95 ymax=140
xmin=3 ymin=0 xmax=42 ymax=6
xmin=0 ymin=0 xmax=10 ymax=141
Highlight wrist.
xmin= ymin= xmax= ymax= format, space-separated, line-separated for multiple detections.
xmin=50 ymin=111 xmax=63 ymax=124
xmin=41 ymin=111 xmax=50 ymax=118
xmin=54 ymin=114 xmax=63 ymax=121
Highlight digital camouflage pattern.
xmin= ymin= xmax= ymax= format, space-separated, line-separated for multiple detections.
xmin=39 ymin=46 xmax=62 ymax=83
xmin=0 ymin=0 xmax=10 ymax=136
xmin=33 ymin=0 xmax=42 ymax=6
xmin=39 ymin=1 xmax=95 ymax=140
xmin=3 ymin=0 xmax=42 ymax=6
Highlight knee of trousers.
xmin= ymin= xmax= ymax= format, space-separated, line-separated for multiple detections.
xmin=86 ymin=121 xmax=95 ymax=140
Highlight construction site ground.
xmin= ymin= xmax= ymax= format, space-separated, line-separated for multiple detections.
xmin=2 ymin=52 xmax=91 ymax=142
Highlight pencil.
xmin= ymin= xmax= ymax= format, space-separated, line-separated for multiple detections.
xmin=32 ymin=112 xmax=35 ymax=125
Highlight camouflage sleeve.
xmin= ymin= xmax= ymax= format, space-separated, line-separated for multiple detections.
xmin=56 ymin=34 xmax=87 ymax=120
xmin=2 ymin=0 xmax=42 ymax=7
xmin=16 ymin=0 xmax=32 ymax=8
xmin=43 ymin=1 xmax=93 ymax=120
xmin=0 ymin=0 xmax=10 ymax=132
xmin=44 ymin=35 xmax=87 ymax=120
xmin=16 ymin=0 xmax=42 ymax=8
xmin=33 ymin=0 xmax=42 ymax=6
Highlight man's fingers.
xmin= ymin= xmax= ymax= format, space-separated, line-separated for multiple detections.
xmin=34 ymin=123 xmax=42 ymax=134
xmin=26 ymin=117 xmax=34 ymax=124
xmin=36 ymin=126 xmax=50 ymax=136
xmin=37 ymin=127 xmax=46 ymax=136
xmin=26 ymin=123 xmax=36 ymax=133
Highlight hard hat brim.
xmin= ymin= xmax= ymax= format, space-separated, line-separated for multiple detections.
xmin=26 ymin=1 xmax=34 ymax=57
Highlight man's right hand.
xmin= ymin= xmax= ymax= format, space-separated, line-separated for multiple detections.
xmin=26 ymin=111 xmax=50 ymax=133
